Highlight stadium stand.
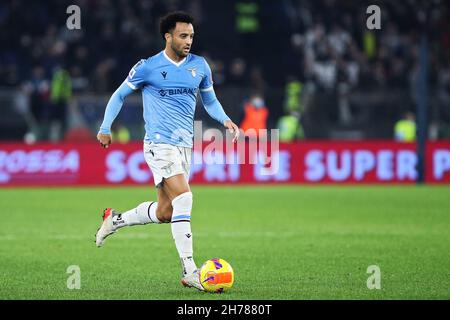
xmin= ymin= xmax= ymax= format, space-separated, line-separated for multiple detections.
xmin=0 ymin=0 xmax=449 ymax=141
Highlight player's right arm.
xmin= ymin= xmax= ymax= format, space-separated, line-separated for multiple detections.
xmin=97 ymin=82 xmax=134 ymax=148
xmin=97 ymin=59 xmax=148 ymax=148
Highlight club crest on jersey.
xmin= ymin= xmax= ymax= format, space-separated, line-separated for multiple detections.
xmin=187 ymin=68 xmax=197 ymax=77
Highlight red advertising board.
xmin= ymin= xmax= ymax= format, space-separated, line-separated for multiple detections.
xmin=1 ymin=141 xmax=449 ymax=186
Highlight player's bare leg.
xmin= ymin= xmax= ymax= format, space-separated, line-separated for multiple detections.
xmin=95 ymin=189 xmax=172 ymax=247
xmin=154 ymin=187 xmax=174 ymax=222
xmin=162 ymin=174 xmax=204 ymax=291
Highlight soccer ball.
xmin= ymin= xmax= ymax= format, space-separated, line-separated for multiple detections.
xmin=199 ymin=258 xmax=234 ymax=293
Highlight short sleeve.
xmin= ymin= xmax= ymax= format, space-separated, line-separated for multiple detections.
xmin=125 ymin=59 xmax=148 ymax=90
xmin=199 ymin=58 xmax=214 ymax=91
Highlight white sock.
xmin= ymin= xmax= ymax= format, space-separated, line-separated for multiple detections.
xmin=171 ymin=192 xmax=197 ymax=276
xmin=113 ymin=201 xmax=160 ymax=230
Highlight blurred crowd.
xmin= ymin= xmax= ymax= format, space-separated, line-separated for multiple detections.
xmin=0 ymin=0 xmax=449 ymax=141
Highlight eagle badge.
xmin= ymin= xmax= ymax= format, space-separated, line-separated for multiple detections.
xmin=187 ymin=68 xmax=197 ymax=77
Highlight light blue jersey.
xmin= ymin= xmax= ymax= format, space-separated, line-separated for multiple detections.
xmin=99 ymin=50 xmax=230 ymax=148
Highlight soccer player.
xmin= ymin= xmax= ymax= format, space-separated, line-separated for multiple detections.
xmin=94 ymin=12 xmax=239 ymax=291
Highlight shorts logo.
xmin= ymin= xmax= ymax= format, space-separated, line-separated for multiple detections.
xmin=162 ymin=162 xmax=174 ymax=175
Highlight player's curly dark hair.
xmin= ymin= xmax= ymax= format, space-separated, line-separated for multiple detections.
xmin=159 ymin=11 xmax=194 ymax=40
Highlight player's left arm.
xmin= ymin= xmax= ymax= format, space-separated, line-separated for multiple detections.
xmin=200 ymin=88 xmax=239 ymax=142
xmin=200 ymin=58 xmax=240 ymax=142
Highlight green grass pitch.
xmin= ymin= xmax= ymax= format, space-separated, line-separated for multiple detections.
xmin=0 ymin=185 xmax=449 ymax=299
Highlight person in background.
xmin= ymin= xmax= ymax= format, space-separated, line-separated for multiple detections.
xmin=22 ymin=66 xmax=51 ymax=141
xmin=284 ymin=77 xmax=303 ymax=115
xmin=50 ymin=65 xmax=72 ymax=141
xmin=111 ymin=122 xmax=131 ymax=144
xmin=277 ymin=111 xmax=304 ymax=142
xmin=394 ymin=111 xmax=416 ymax=142
xmin=239 ymin=92 xmax=268 ymax=138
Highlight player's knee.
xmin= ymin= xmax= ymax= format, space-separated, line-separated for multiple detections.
xmin=172 ymin=191 xmax=193 ymax=209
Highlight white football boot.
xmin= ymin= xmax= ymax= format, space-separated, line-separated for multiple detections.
xmin=181 ymin=269 xmax=204 ymax=291
xmin=95 ymin=208 xmax=119 ymax=247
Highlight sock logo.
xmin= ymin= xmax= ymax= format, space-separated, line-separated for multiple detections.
xmin=185 ymin=233 xmax=191 ymax=238
xmin=113 ymin=214 xmax=125 ymax=226
xmin=181 ymin=258 xmax=187 ymax=276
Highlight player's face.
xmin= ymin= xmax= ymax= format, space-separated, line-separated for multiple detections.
xmin=169 ymin=22 xmax=194 ymax=58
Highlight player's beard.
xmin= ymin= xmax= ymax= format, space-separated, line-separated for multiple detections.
xmin=172 ymin=43 xmax=188 ymax=58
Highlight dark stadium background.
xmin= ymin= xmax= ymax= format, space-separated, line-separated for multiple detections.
xmin=1 ymin=0 xmax=449 ymax=141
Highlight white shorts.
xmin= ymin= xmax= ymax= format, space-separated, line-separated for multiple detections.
xmin=143 ymin=142 xmax=192 ymax=187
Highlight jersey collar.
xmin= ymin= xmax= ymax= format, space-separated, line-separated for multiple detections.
xmin=163 ymin=50 xmax=187 ymax=67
